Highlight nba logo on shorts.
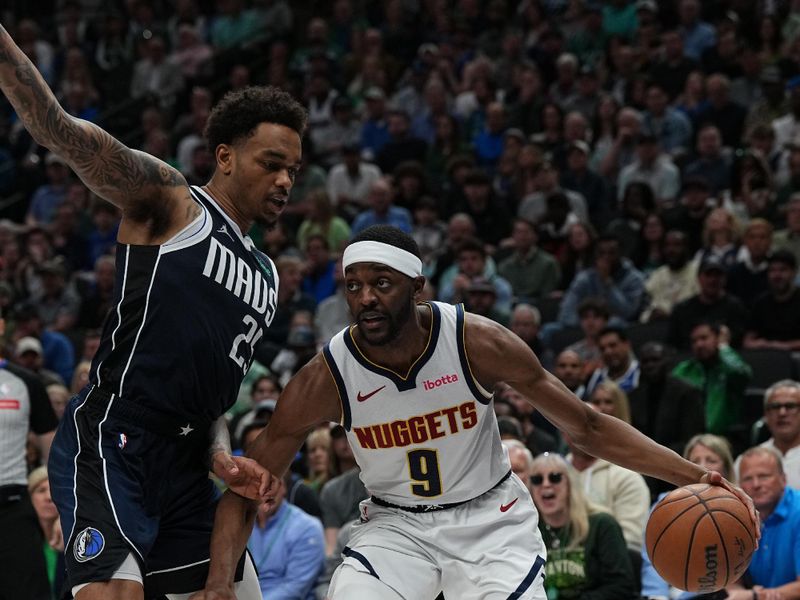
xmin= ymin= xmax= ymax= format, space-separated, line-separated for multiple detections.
xmin=74 ymin=527 xmax=105 ymax=562
xmin=118 ymin=433 xmax=127 ymax=449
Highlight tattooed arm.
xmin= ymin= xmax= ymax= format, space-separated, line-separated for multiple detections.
xmin=0 ymin=25 xmax=198 ymax=243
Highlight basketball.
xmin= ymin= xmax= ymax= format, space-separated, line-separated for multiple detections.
xmin=645 ymin=484 xmax=756 ymax=593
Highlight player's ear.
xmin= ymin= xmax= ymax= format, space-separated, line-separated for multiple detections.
xmin=412 ymin=276 xmax=426 ymax=299
xmin=215 ymin=144 xmax=233 ymax=176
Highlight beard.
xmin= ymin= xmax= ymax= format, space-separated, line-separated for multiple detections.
xmin=254 ymin=214 xmax=278 ymax=230
xmin=361 ymin=300 xmax=414 ymax=346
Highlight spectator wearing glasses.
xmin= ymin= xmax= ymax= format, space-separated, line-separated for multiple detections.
xmin=736 ymin=380 xmax=800 ymax=490
xmin=727 ymin=447 xmax=800 ymax=599
xmin=530 ymin=452 xmax=636 ymax=599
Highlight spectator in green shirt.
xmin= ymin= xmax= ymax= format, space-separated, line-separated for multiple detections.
xmin=498 ymin=218 xmax=561 ymax=304
xmin=672 ymin=321 xmax=752 ymax=438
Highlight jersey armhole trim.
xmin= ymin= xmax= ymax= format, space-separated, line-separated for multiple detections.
xmin=161 ymin=190 xmax=212 ymax=253
xmin=322 ymin=343 xmax=351 ymax=430
xmin=455 ymin=304 xmax=493 ymax=405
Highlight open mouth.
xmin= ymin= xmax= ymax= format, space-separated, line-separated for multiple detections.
xmin=268 ymin=195 xmax=288 ymax=210
xmin=359 ymin=312 xmax=386 ymax=329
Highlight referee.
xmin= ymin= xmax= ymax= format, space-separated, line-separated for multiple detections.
xmin=0 ymin=325 xmax=58 ymax=600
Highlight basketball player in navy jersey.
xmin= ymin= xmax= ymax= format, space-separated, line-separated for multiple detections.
xmin=0 ymin=24 xmax=305 ymax=600
xmin=194 ymin=225 xmax=759 ymax=600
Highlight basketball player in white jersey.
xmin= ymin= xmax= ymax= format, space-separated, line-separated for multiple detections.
xmin=193 ymin=225 xmax=758 ymax=600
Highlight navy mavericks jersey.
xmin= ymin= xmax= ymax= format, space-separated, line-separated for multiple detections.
xmin=90 ymin=186 xmax=279 ymax=422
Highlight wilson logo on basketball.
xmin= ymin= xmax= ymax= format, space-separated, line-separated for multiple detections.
xmin=423 ymin=373 xmax=459 ymax=391
xmin=697 ymin=545 xmax=719 ymax=592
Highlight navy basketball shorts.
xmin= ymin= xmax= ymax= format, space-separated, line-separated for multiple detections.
xmin=48 ymin=385 xmax=244 ymax=596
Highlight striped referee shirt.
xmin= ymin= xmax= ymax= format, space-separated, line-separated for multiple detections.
xmin=0 ymin=360 xmax=56 ymax=487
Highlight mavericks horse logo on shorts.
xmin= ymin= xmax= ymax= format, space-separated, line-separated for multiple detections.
xmin=74 ymin=527 xmax=105 ymax=562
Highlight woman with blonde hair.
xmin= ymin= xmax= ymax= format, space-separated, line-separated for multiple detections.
xmin=530 ymin=453 xmax=635 ymax=598
xmin=588 ymin=380 xmax=632 ymax=424
xmin=683 ymin=433 xmax=735 ymax=482
xmin=28 ymin=466 xmax=65 ymax=597
xmin=641 ymin=433 xmax=735 ymax=599
xmin=696 ymin=207 xmax=741 ymax=270
xmin=304 ymin=426 xmax=333 ymax=493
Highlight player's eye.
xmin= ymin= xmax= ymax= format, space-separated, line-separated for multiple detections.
xmin=376 ymin=278 xmax=391 ymax=288
xmin=345 ymin=281 xmax=360 ymax=292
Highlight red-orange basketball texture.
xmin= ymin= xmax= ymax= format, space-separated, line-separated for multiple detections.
xmin=645 ymin=484 xmax=756 ymax=593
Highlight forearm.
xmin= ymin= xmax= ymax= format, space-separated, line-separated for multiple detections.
xmin=0 ymin=26 xmax=184 ymax=213
xmin=539 ymin=374 xmax=705 ymax=486
xmin=205 ymin=490 xmax=259 ymax=589
xmin=209 ymin=415 xmax=232 ymax=464
xmin=772 ymin=580 xmax=800 ymax=599
xmin=0 ymin=26 xmax=70 ymax=150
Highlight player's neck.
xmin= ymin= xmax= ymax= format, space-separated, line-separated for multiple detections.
xmin=354 ymin=305 xmax=430 ymax=372
xmin=203 ymin=180 xmax=251 ymax=234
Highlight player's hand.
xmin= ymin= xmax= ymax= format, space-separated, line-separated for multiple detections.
xmin=211 ymin=452 xmax=273 ymax=500
xmin=701 ymin=470 xmax=761 ymax=546
xmin=187 ymin=585 xmax=236 ymax=600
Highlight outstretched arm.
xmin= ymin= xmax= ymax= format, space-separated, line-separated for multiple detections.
xmin=465 ymin=313 xmax=759 ymax=534
xmin=200 ymin=353 xmax=342 ymax=597
xmin=0 ymin=25 xmax=195 ymax=242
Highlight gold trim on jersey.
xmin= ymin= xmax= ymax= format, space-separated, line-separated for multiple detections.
xmin=321 ymin=351 xmax=346 ymax=427
xmin=458 ymin=303 xmax=493 ymax=401
xmin=347 ymin=302 xmax=434 ymax=381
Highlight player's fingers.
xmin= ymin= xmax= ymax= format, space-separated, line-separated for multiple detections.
xmin=223 ymin=454 xmax=239 ymax=474
xmin=258 ymin=471 xmax=270 ymax=498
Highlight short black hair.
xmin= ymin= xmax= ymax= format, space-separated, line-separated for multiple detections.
xmin=578 ymin=298 xmax=610 ymax=319
xmin=456 ymin=237 xmax=487 ymax=259
xmin=598 ymin=325 xmax=629 ymax=342
xmin=349 ymin=225 xmax=421 ymax=259
xmin=204 ymin=86 xmax=308 ymax=153
xmin=496 ymin=415 xmax=523 ymax=440
xmin=691 ymin=320 xmax=721 ymax=336
xmin=769 ymin=249 xmax=798 ymax=269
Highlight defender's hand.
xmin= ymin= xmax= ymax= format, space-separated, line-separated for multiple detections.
xmin=187 ymin=586 xmax=236 ymax=600
xmin=211 ymin=452 xmax=273 ymax=500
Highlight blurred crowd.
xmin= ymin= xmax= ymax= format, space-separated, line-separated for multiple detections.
xmin=3 ymin=0 xmax=800 ymax=598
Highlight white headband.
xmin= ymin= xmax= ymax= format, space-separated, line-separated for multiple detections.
xmin=342 ymin=241 xmax=422 ymax=279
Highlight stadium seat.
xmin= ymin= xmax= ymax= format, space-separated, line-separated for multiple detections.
xmin=548 ymin=326 xmax=583 ymax=354
xmin=626 ymin=320 xmax=669 ymax=354
xmin=739 ymin=348 xmax=797 ymax=391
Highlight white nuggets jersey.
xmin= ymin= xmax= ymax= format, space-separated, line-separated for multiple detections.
xmin=323 ymin=301 xmax=510 ymax=505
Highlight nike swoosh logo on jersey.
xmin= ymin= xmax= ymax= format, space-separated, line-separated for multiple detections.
xmin=500 ymin=497 xmax=519 ymax=512
xmin=357 ymin=385 xmax=386 ymax=402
